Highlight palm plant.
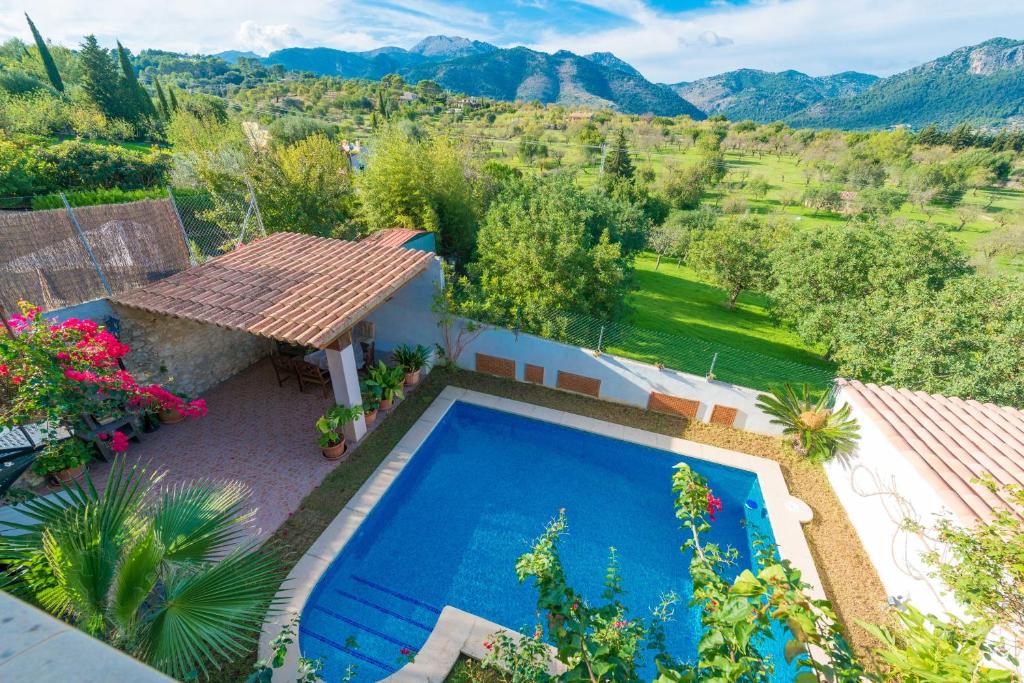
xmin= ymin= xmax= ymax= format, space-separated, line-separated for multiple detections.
xmin=756 ymin=383 xmax=860 ymax=461
xmin=364 ymin=361 xmax=406 ymax=403
xmin=0 ymin=460 xmax=286 ymax=680
xmin=392 ymin=344 xmax=432 ymax=373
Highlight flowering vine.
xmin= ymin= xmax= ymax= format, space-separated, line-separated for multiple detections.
xmin=0 ymin=301 xmax=205 ymax=465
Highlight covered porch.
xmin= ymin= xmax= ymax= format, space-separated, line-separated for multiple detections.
xmin=112 ymin=231 xmax=437 ymax=443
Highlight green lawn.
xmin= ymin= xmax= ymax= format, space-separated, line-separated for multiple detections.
xmin=613 ymin=252 xmax=835 ymax=390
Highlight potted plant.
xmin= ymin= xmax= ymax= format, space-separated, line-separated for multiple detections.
xmin=32 ymin=438 xmax=93 ymax=486
xmin=392 ymin=344 xmax=432 ymax=387
xmin=364 ymin=361 xmax=405 ymax=411
xmin=315 ymin=404 xmax=364 ymax=460
xmin=158 ymin=390 xmax=189 ymax=424
xmin=140 ymin=407 xmax=162 ymax=433
xmin=361 ymin=382 xmax=381 ymax=426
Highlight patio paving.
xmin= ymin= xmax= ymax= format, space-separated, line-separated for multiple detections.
xmin=88 ymin=358 xmax=338 ymax=537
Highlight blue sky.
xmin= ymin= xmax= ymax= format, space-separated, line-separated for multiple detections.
xmin=3 ymin=0 xmax=1023 ymax=82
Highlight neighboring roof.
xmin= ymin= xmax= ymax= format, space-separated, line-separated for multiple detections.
xmin=837 ymin=378 xmax=1024 ymax=521
xmin=362 ymin=228 xmax=429 ymax=249
xmin=113 ymin=232 xmax=433 ymax=349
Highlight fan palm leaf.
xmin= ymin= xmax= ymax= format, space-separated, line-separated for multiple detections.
xmin=153 ymin=480 xmax=254 ymax=562
xmin=139 ymin=546 xmax=287 ymax=679
xmin=756 ymin=383 xmax=860 ymax=461
xmin=0 ymin=459 xmax=287 ymax=679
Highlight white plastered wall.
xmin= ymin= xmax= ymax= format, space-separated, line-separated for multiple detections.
xmin=365 ymin=257 xmax=784 ymax=435
xmin=824 ymin=388 xmax=962 ymax=617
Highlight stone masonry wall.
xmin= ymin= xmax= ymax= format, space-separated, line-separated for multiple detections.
xmin=112 ymin=304 xmax=272 ymax=397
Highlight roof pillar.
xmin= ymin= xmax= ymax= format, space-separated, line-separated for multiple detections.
xmin=325 ymin=342 xmax=367 ymax=443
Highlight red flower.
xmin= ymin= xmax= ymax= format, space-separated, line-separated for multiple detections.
xmin=0 ymin=364 xmax=8 ymax=376
xmin=706 ymin=491 xmax=723 ymax=522
xmin=11 ymin=375 xmax=23 ymax=385
xmin=483 ymin=641 xmax=493 ymax=651
xmin=613 ymin=620 xmax=628 ymax=629
xmin=400 ymin=648 xmax=412 ymax=655
xmin=97 ymin=432 xmax=109 ymax=441
xmin=111 ymin=431 xmax=129 ymax=453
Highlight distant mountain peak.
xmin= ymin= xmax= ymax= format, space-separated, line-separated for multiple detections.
xmin=671 ymin=68 xmax=879 ymax=122
xmin=213 ymin=50 xmax=261 ymax=64
xmin=409 ymin=35 xmax=495 ymax=59
xmin=787 ymin=37 xmax=1024 ymax=129
xmin=583 ymin=51 xmax=643 ymax=79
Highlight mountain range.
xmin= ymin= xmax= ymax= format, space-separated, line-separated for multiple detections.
xmin=671 ymin=70 xmax=880 ymax=122
xmin=241 ymin=35 xmax=1023 ymax=128
xmin=262 ymin=36 xmax=700 ymax=117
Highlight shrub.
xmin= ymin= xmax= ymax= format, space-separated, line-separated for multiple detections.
xmin=755 ymin=383 xmax=859 ymax=461
xmin=35 ymin=140 xmax=171 ymax=190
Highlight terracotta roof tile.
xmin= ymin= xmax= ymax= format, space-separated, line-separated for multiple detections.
xmin=113 ymin=232 xmax=433 ymax=349
xmin=838 ymin=378 xmax=1024 ymax=522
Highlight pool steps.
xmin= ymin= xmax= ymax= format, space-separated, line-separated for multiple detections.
xmin=300 ymin=574 xmax=443 ymax=675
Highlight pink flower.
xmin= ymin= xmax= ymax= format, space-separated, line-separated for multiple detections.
xmin=111 ymin=431 xmax=129 ymax=453
xmin=613 ymin=620 xmax=628 ymax=629
xmin=706 ymin=491 xmax=723 ymax=522
xmin=11 ymin=375 xmax=23 ymax=385
xmin=97 ymin=432 xmax=109 ymax=441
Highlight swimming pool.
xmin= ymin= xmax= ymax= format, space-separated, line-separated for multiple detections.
xmin=298 ymin=398 xmax=796 ymax=681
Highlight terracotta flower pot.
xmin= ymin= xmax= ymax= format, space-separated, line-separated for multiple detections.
xmin=321 ymin=438 xmax=348 ymax=460
xmin=158 ymin=407 xmax=185 ymax=424
xmin=364 ymin=409 xmax=378 ymax=426
xmin=52 ymin=464 xmax=84 ymax=486
xmin=380 ymin=396 xmax=394 ymax=411
xmin=404 ymin=369 xmax=421 ymax=387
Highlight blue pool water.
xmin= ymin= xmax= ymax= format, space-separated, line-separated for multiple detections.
xmin=300 ymin=402 xmax=791 ymax=681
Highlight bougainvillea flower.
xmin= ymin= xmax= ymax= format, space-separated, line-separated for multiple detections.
xmin=111 ymin=431 xmax=129 ymax=453
xmin=706 ymin=491 xmax=724 ymax=522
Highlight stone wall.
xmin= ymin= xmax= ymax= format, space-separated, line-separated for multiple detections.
xmin=112 ymin=304 xmax=272 ymax=397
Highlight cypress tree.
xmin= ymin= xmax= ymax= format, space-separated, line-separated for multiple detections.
xmin=168 ymin=86 xmax=179 ymax=112
xmin=116 ymin=41 xmax=157 ymax=121
xmin=153 ymin=75 xmax=170 ymax=119
xmin=79 ymin=35 xmax=122 ymax=119
xmin=24 ymin=13 xmax=63 ymax=93
xmin=604 ymin=128 xmax=634 ymax=180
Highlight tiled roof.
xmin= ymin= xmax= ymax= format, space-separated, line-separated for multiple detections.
xmin=362 ymin=228 xmax=428 ymax=248
xmin=838 ymin=379 xmax=1024 ymax=521
xmin=113 ymin=232 xmax=433 ymax=349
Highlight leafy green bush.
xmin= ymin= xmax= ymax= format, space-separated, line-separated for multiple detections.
xmin=30 ymin=186 xmax=166 ymax=209
xmin=35 ymin=139 xmax=171 ymax=190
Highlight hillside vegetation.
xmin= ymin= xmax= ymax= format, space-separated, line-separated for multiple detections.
xmin=672 ymin=69 xmax=878 ymax=122
xmin=788 ymin=38 xmax=1024 ymax=129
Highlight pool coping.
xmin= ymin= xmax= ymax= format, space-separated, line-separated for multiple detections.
xmin=259 ymin=385 xmax=823 ymax=682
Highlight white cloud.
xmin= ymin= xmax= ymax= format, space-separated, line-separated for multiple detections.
xmin=2 ymin=0 xmax=1022 ymax=83
xmin=235 ymin=21 xmax=305 ymax=55
xmin=696 ymin=30 xmax=733 ymax=48
xmin=528 ymin=0 xmax=1024 ymax=82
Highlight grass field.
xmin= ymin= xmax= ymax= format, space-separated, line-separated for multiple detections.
xmin=467 ymin=125 xmax=1024 ymax=275
xmin=607 ymin=253 xmax=835 ymax=390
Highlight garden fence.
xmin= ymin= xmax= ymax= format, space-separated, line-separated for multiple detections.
xmin=0 ymin=188 xmax=264 ymax=315
xmin=497 ymin=309 xmax=835 ymax=393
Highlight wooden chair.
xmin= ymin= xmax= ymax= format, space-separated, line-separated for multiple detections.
xmin=295 ymin=360 xmax=332 ymax=398
xmin=270 ymin=353 xmax=299 ymax=388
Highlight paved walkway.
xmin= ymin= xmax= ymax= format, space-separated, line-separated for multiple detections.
xmin=89 ymin=358 xmax=337 ymax=537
